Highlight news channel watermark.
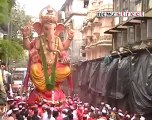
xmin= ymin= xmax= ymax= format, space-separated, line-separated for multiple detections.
xmin=96 ymin=11 xmax=144 ymax=17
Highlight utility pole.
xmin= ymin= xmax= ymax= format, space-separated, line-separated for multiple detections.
xmin=7 ymin=11 xmax=12 ymax=71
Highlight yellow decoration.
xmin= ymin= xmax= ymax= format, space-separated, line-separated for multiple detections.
xmin=30 ymin=63 xmax=71 ymax=92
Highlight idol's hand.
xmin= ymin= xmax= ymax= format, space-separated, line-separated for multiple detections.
xmin=67 ymin=28 xmax=74 ymax=40
xmin=21 ymin=26 xmax=31 ymax=37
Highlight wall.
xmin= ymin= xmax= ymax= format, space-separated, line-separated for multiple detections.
xmin=80 ymin=0 xmax=113 ymax=60
xmin=60 ymin=0 xmax=87 ymax=63
xmin=64 ymin=0 xmax=87 ymax=19
xmin=70 ymin=15 xmax=86 ymax=63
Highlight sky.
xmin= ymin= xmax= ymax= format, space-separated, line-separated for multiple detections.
xmin=16 ymin=0 xmax=66 ymax=18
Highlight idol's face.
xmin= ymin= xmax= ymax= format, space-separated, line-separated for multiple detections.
xmin=42 ymin=23 xmax=56 ymax=37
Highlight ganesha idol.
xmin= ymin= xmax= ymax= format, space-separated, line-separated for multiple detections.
xmin=21 ymin=6 xmax=74 ymax=104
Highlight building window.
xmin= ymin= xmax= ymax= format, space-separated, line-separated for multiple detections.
xmin=147 ymin=19 xmax=152 ymax=39
xmin=127 ymin=26 xmax=135 ymax=45
xmin=141 ymin=21 xmax=147 ymax=41
xmin=142 ymin=0 xmax=148 ymax=11
xmin=112 ymin=34 xmax=115 ymax=50
xmin=84 ymin=0 xmax=89 ymax=8
xmin=122 ymin=0 xmax=129 ymax=11
xmin=134 ymin=24 xmax=141 ymax=43
xmin=121 ymin=30 xmax=127 ymax=47
xmin=114 ymin=0 xmax=120 ymax=12
xmin=135 ymin=0 xmax=142 ymax=11
xmin=130 ymin=0 xmax=135 ymax=11
xmin=119 ymin=0 xmax=129 ymax=22
xmin=82 ymin=53 xmax=86 ymax=57
xmin=116 ymin=32 xmax=122 ymax=48
xmin=135 ymin=0 xmax=141 ymax=5
xmin=81 ymin=45 xmax=85 ymax=50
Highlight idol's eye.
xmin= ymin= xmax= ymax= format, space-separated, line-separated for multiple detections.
xmin=44 ymin=27 xmax=49 ymax=31
xmin=0 ymin=107 xmax=3 ymax=111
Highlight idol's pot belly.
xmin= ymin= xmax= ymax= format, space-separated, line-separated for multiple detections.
xmin=30 ymin=63 xmax=71 ymax=92
xmin=56 ymin=63 xmax=71 ymax=82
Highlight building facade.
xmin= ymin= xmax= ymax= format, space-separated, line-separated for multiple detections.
xmin=105 ymin=0 xmax=152 ymax=53
xmin=59 ymin=0 xmax=88 ymax=63
xmin=80 ymin=0 xmax=113 ymax=60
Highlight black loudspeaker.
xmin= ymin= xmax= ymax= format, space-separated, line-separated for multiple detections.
xmin=82 ymin=53 xmax=86 ymax=57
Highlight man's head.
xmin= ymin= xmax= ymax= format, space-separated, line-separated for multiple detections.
xmin=0 ymin=105 xmax=5 ymax=116
xmin=0 ymin=98 xmax=6 ymax=117
xmin=0 ymin=62 xmax=6 ymax=70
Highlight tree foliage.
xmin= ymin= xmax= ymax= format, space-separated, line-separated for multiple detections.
xmin=0 ymin=0 xmax=15 ymax=24
xmin=11 ymin=4 xmax=32 ymax=39
xmin=0 ymin=39 xmax=24 ymax=61
xmin=0 ymin=1 xmax=29 ymax=67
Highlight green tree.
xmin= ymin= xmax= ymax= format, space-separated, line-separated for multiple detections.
xmin=0 ymin=1 xmax=32 ymax=66
xmin=0 ymin=39 xmax=24 ymax=62
xmin=11 ymin=4 xmax=32 ymax=39
xmin=0 ymin=0 xmax=15 ymax=24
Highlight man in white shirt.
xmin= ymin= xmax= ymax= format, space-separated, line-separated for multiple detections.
xmin=0 ymin=69 xmax=6 ymax=95
xmin=72 ymin=109 xmax=78 ymax=120
xmin=3 ymin=70 xmax=11 ymax=83
xmin=1 ymin=63 xmax=11 ymax=92
xmin=41 ymin=105 xmax=48 ymax=119
xmin=42 ymin=108 xmax=55 ymax=120
xmin=1 ymin=64 xmax=11 ymax=83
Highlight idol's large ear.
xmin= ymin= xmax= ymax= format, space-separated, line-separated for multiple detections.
xmin=33 ymin=22 xmax=42 ymax=35
xmin=55 ymin=23 xmax=65 ymax=36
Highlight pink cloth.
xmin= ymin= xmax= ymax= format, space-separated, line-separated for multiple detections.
xmin=56 ymin=114 xmax=63 ymax=120
xmin=27 ymin=89 xmax=66 ymax=104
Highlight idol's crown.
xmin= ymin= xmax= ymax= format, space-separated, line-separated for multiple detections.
xmin=40 ymin=5 xmax=57 ymax=24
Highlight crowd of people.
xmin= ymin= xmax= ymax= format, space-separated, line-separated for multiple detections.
xmin=0 ymin=62 xmax=147 ymax=120
xmin=0 ymin=91 xmax=145 ymax=120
